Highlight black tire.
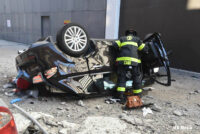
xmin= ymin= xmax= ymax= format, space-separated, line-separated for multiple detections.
xmin=56 ymin=23 xmax=89 ymax=57
xmin=153 ymin=35 xmax=171 ymax=86
xmin=143 ymin=33 xmax=171 ymax=86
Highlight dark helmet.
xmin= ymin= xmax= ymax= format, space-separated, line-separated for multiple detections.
xmin=125 ymin=29 xmax=137 ymax=36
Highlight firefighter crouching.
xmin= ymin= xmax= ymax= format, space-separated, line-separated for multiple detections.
xmin=113 ymin=29 xmax=149 ymax=106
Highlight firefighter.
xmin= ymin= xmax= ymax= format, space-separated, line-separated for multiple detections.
xmin=113 ymin=29 xmax=148 ymax=104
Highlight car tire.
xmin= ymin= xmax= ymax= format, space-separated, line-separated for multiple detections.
xmin=56 ymin=23 xmax=89 ymax=57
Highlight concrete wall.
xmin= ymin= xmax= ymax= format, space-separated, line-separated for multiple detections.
xmin=0 ymin=0 xmax=106 ymax=44
xmin=105 ymin=0 xmax=121 ymax=39
xmin=119 ymin=0 xmax=200 ymax=72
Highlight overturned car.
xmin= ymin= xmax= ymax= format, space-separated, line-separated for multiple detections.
xmin=15 ymin=23 xmax=171 ymax=95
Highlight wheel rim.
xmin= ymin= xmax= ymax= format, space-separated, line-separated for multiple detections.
xmin=64 ymin=26 xmax=87 ymax=52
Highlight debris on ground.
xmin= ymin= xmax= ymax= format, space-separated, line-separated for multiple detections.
xmin=57 ymin=107 xmax=64 ymax=110
xmin=145 ymin=95 xmax=154 ymax=99
xmin=13 ymin=113 xmax=33 ymax=134
xmin=58 ymin=128 xmax=68 ymax=134
xmin=151 ymin=104 xmax=162 ymax=112
xmin=173 ymin=110 xmax=183 ymax=116
xmin=120 ymin=115 xmax=144 ymax=126
xmin=3 ymin=83 xmax=15 ymax=89
xmin=4 ymin=90 xmax=15 ymax=97
xmin=189 ymin=89 xmax=200 ymax=95
xmin=118 ymin=113 xmax=126 ymax=119
xmin=76 ymin=116 xmax=132 ymax=134
xmin=122 ymin=110 xmax=128 ymax=114
xmin=143 ymin=87 xmax=155 ymax=91
xmin=105 ymin=100 xmax=111 ymax=104
xmin=195 ymin=121 xmax=200 ymax=126
xmin=77 ymin=100 xmax=85 ymax=107
xmin=43 ymin=116 xmax=58 ymax=127
xmin=197 ymin=103 xmax=200 ymax=107
xmin=142 ymin=107 xmax=153 ymax=117
xmin=60 ymin=102 xmax=67 ymax=105
xmin=194 ymin=90 xmax=200 ymax=93
xmin=60 ymin=120 xmax=79 ymax=130
xmin=14 ymin=113 xmax=142 ymax=134
xmin=169 ymin=122 xmax=176 ymax=126
xmin=14 ymin=112 xmax=54 ymax=134
xmin=95 ymin=105 xmax=101 ymax=110
xmin=105 ymin=98 xmax=120 ymax=104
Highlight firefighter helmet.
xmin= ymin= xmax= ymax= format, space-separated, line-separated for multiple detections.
xmin=125 ymin=29 xmax=137 ymax=36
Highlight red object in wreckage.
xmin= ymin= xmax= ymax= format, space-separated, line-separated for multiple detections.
xmin=17 ymin=78 xmax=31 ymax=90
xmin=0 ymin=107 xmax=18 ymax=134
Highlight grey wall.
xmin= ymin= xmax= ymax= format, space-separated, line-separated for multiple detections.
xmin=0 ymin=0 xmax=106 ymax=44
xmin=119 ymin=0 xmax=200 ymax=72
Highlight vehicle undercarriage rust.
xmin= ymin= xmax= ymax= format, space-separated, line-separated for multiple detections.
xmin=15 ymin=23 xmax=171 ymax=95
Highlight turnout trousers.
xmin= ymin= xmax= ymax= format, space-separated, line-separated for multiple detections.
xmin=116 ymin=65 xmax=142 ymax=95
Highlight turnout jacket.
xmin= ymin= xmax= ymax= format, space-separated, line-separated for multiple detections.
xmin=113 ymin=35 xmax=147 ymax=66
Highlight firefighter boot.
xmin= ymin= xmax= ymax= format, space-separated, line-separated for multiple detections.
xmin=116 ymin=91 xmax=126 ymax=104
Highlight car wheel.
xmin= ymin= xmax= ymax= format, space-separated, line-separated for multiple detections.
xmin=143 ymin=33 xmax=171 ymax=86
xmin=152 ymin=34 xmax=171 ymax=86
xmin=56 ymin=23 xmax=89 ymax=57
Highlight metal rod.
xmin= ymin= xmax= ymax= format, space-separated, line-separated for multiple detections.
xmin=12 ymin=104 xmax=48 ymax=134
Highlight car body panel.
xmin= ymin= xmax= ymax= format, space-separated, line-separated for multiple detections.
xmin=16 ymin=34 xmax=171 ymax=95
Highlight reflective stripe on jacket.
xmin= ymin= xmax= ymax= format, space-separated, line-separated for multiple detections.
xmin=113 ymin=35 xmax=146 ymax=66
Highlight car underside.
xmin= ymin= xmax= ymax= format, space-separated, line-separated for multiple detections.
xmin=15 ymin=23 xmax=171 ymax=95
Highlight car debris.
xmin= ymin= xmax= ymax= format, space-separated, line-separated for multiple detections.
xmin=105 ymin=98 xmax=120 ymax=104
xmin=3 ymin=83 xmax=15 ymax=89
xmin=10 ymin=89 xmax=39 ymax=104
xmin=4 ymin=89 xmax=15 ymax=97
xmin=105 ymin=100 xmax=111 ymax=104
xmin=14 ymin=22 xmax=171 ymax=97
